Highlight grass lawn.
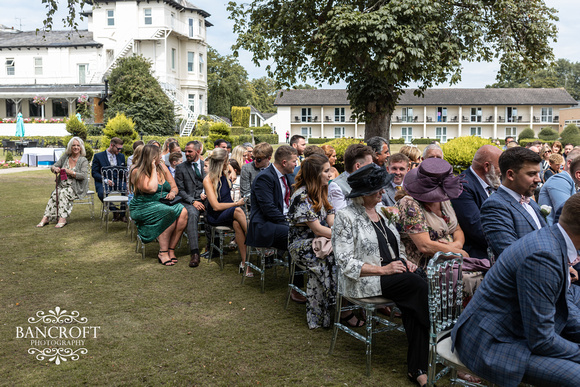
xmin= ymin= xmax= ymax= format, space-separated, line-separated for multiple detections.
xmin=0 ymin=169 xmax=424 ymax=386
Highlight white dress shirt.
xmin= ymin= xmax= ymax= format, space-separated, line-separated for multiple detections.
xmin=273 ymin=164 xmax=290 ymax=215
xmin=500 ymin=185 xmax=542 ymax=229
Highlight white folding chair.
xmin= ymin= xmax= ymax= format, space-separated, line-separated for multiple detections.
xmin=100 ymin=166 xmax=129 ymax=233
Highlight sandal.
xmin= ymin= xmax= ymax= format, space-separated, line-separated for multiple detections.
xmin=168 ymin=248 xmax=178 ymax=263
xmin=36 ymin=221 xmax=49 ymax=228
xmin=340 ymin=312 xmax=365 ymax=328
xmin=239 ymin=263 xmax=254 ymax=277
xmin=55 ymin=222 xmax=67 ymax=228
xmin=158 ymin=251 xmax=174 ymax=266
xmin=407 ymin=370 xmax=429 ymax=387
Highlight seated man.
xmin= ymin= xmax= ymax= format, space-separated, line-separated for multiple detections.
xmin=92 ymin=137 xmax=126 ymax=221
xmin=328 ymin=144 xmax=374 ymax=211
xmin=450 ymin=145 xmax=502 ymax=258
xmin=240 ymin=142 xmax=273 ymax=201
xmin=481 ymin=147 xmax=545 ymax=257
xmin=539 ymin=148 xmax=580 ymax=225
xmin=452 ymin=193 xmax=580 ymax=387
xmin=167 ymin=152 xmax=182 ymax=178
xmin=382 ymin=152 xmax=410 ymax=206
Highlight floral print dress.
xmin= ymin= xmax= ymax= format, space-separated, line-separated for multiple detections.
xmin=288 ymin=186 xmax=336 ymax=329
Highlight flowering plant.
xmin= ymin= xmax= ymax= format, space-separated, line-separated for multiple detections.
xmin=540 ymin=205 xmax=552 ymax=219
xmin=77 ymin=94 xmax=89 ymax=104
xmin=33 ymin=96 xmax=47 ymax=105
xmin=0 ymin=159 xmax=28 ymax=169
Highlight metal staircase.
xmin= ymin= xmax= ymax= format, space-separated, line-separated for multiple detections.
xmin=160 ymin=82 xmax=198 ymax=137
xmin=208 ymin=114 xmax=230 ymax=126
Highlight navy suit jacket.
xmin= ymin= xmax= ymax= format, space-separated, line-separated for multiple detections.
xmin=480 ymin=186 xmax=546 ymax=257
xmin=452 ymin=225 xmax=580 ymax=387
xmin=246 ymin=164 xmax=293 ymax=248
xmin=450 ymin=168 xmax=489 ymax=258
xmin=91 ymin=150 xmax=126 ymax=198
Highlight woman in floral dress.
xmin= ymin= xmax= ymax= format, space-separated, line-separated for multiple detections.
xmin=288 ymin=154 xmax=336 ymax=329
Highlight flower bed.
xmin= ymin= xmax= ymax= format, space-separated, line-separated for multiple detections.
xmin=0 ymin=160 xmax=28 ymax=169
xmin=2 ymin=118 xmax=66 ymax=124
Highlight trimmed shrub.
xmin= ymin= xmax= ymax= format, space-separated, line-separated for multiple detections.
xmin=321 ymin=137 xmax=366 ymax=171
xmin=389 ymin=138 xmax=405 ymax=144
xmin=206 ymin=122 xmax=233 ymax=151
xmin=411 ymin=138 xmax=439 ymax=144
xmin=441 ymin=136 xmax=499 ymax=174
xmin=195 ymin=120 xmax=212 ymax=136
xmin=102 ymin=113 xmax=139 ymax=155
xmin=560 ymin=124 xmax=580 ymax=146
xmin=254 ymin=134 xmax=278 ymax=144
xmin=87 ymin=124 xmax=104 ymax=136
xmin=519 ymin=138 xmax=554 ymax=147
xmin=306 ymin=137 xmax=330 ymax=144
xmin=538 ymin=127 xmax=559 ymax=142
xmin=5 ymin=151 xmax=14 ymax=162
xmin=252 ymin=126 xmax=272 ymax=135
xmin=517 ymin=127 xmax=536 ymax=142
xmin=230 ymin=126 xmax=249 ymax=135
xmin=231 ymin=106 xmax=250 ymax=127
xmin=65 ymin=115 xmax=93 ymax=161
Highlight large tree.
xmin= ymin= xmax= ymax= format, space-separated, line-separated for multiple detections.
xmin=228 ymin=0 xmax=558 ymax=140
xmin=488 ymin=58 xmax=580 ymax=100
xmin=248 ymin=77 xmax=278 ymax=113
xmin=106 ymin=55 xmax=175 ymax=136
xmin=208 ymin=47 xmax=250 ymax=119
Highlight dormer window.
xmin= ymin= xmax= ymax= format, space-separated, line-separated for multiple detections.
xmin=6 ymin=58 xmax=14 ymax=75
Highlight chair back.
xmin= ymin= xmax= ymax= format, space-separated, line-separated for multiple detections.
xmin=427 ymin=252 xmax=463 ymax=338
xmin=28 ymin=140 xmax=38 ymax=147
xmin=101 ymin=166 xmax=129 ymax=197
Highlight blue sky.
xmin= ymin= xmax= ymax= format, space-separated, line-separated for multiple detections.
xmin=1 ymin=0 xmax=578 ymax=89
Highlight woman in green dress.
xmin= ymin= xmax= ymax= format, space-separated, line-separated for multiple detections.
xmin=129 ymin=144 xmax=188 ymax=266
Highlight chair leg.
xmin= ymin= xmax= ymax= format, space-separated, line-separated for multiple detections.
xmin=285 ymin=259 xmax=296 ymax=309
xmin=365 ymin=305 xmax=373 ymax=377
xmin=328 ymin=293 xmax=343 ymax=355
xmin=260 ymin=250 xmax=266 ymax=293
xmin=241 ymin=245 xmax=250 ymax=285
xmin=218 ymin=231 xmax=225 ymax=270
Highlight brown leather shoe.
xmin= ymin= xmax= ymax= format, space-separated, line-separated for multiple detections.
xmin=290 ymin=289 xmax=307 ymax=304
xmin=189 ymin=253 xmax=200 ymax=268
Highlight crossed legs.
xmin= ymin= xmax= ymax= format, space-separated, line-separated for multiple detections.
xmin=158 ymin=208 xmax=188 ymax=265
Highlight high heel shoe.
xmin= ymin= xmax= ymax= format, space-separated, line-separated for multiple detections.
xmin=407 ymin=370 xmax=429 ymax=387
xmin=158 ymin=251 xmax=174 ymax=266
xmin=239 ymin=262 xmax=253 ymax=277
xmin=168 ymin=248 xmax=178 ymax=263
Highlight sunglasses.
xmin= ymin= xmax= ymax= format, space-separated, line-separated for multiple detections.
xmin=255 ymin=158 xmax=263 ymax=163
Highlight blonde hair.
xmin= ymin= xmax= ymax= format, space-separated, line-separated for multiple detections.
xmin=130 ymin=145 xmax=144 ymax=172
xmin=162 ymin=137 xmax=177 ymax=153
xmin=400 ymin=145 xmax=421 ymax=162
xmin=130 ymin=144 xmax=159 ymax=193
xmin=549 ymin=153 xmax=564 ymax=165
xmin=66 ymin=136 xmax=86 ymax=157
xmin=231 ymin=145 xmax=246 ymax=167
xmin=207 ymin=148 xmax=231 ymax=196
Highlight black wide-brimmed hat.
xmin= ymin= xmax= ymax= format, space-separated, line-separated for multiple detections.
xmin=346 ymin=163 xmax=393 ymax=198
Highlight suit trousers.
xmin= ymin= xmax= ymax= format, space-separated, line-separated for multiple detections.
xmin=380 ymin=272 xmax=429 ymax=374
xmin=182 ymin=203 xmax=202 ymax=252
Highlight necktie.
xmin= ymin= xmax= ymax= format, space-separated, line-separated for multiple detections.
xmin=519 ymin=195 xmax=530 ymax=205
xmin=192 ymin=162 xmax=201 ymax=178
xmin=281 ymin=175 xmax=290 ymax=207
xmin=395 ymin=186 xmax=403 ymax=191
xmin=485 ymin=186 xmax=494 ymax=196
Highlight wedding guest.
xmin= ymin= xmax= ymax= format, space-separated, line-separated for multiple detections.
xmin=230 ymin=145 xmax=246 ymax=167
xmin=37 ymin=137 xmax=89 ymax=228
xmin=539 ymin=144 xmax=551 ymax=180
xmin=161 ymin=137 xmax=178 ymax=159
xmin=400 ymin=145 xmax=421 ymax=169
xmin=450 ymin=145 xmax=502 ymax=258
xmin=288 ymin=154 xmax=336 ymax=329
xmin=203 ymin=148 xmax=251 ymax=276
xmin=481 ymin=147 xmax=545 ymax=257
xmin=147 ymin=140 xmax=161 ymax=148
xmin=126 ymin=140 xmax=144 ymax=168
xmin=320 ymin=144 xmax=340 ymax=179
xmin=422 ymin=144 xmax=443 ymax=160
xmin=564 ymin=143 xmax=574 ymax=160
xmin=129 ymin=144 xmax=188 ymax=266
xmin=290 ymin=135 xmax=306 ymax=164
xmin=332 ymin=163 xmax=429 ymax=387
xmin=452 ymin=194 xmax=580 ymax=387
xmin=245 ymin=145 xmax=253 ymax=164
xmin=168 ymin=152 xmax=182 ymax=178
xmin=539 ymin=149 xmax=580 ymax=225
xmin=91 ymin=137 xmax=125 ymax=203
xmin=367 ymin=136 xmax=390 ymax=168
xmin=240 ymin=142 xmax=272 ymax=200
xmin=382 ymin=153 xmax=410 ymax=206
xmin=163 ymin=141 xmax=184 ymax=167
xmin=542 ymin=153 xmax=564 ymax=182
xmin=328 ymin=144 xmax=374 ymax=211
xmin=552 ymin=140 xmax=563 ymax=155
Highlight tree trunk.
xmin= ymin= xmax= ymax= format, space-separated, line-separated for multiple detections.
xmin=364 ymin=110 xmax=392 ymax=142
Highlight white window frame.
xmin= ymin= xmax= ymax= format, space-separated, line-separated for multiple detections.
xmin=470 ymin=107 xmax=482 ymax=122
xmin=301 ymin=108 xmax=312 ymax=122
xmin=107 ymin=10 xmax=114 ymax=26
xmin=199 ymin=53 xmax=204 ymax=74
xmin=187 ymin=52 xmax=194 ymax=72
xmin=199 ymin=95 xmax=203 ymax=114
xmin=435 ymin=127 xmax=447 ymax=143
xmin=402 ymin=107 xmax=413 ymax=123
xmin=78 ymin=64 xmax=88 ymax=84
xmin=144 ymin=8 xmax=152 ymax=25
xmin=171 ymin=48 xmax=176 ymax=70
xmin=301 ymin=127 xmax=312 ymax=138
xmin=401 ymin=127 xmax=413 ymax=143
xmin=541 ymin=107 xmax=553 ymax=123
xmin=470 ymin=126 xmax=482 ymax=137
xmin=198 ymin=19 xmax=203 ymax=35
xmin=334 ymin=127 xmax=345 ymax=138
xmin=188 ymin=94 xmax=195 ymax=112
xmin=437 ymin=107 xmax=447 ymax=122
xmin=505 ymin=127 xmax=517 ymax=138
xmin=189 ymin=18 xmax=194 ymax=37
xmin=34 ymin=57 xmax=42 ymax=75
xmin=6 ymin=58 xmax=14 ymax=76
xmin=334 ymin=107 xmax=345 ymax=122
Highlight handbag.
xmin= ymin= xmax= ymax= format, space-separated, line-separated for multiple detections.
xmin=159 ymin=185 xmax=182 ymax=206
xmin=312 ymin=236 xmax=333 ymax=258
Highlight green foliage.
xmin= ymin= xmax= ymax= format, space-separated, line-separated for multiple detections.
xmin=254 ymin=134 xmax=278 ymax=144
xmin=538 ymin=126 xmax=559 ymax=141
xmin=518 ymin=127 xmax=536 ymax=142
xmin=102 ymin=113 xmax=139 ymax=155
xmin=252 ymin=126 xmax=272 ymax=135
xmin=206 ymin=123 xmax=233 ymax=151
xmin=441 ymin=136 xmax=499 ymax=173
xmin=248 ymin=77 xmax=278 ymax=113
xmin=519 ymin=138 xmax=554 ymax=147
xmin=306 ymin=138 xmax=329 ymax=144
xmin=560 ymin=124 xmax=580 ymax=146
xmin=229 ymin=0 xmax=557 ymax=140
xmin=231 ymin=106 xmax=250 ymax=127
xmin=320 ymin=137 xmax=366 ymax=170
xmin=389 ymin=138 xmax=406 ymax=144
xmin=230 ymin=126 xmax=249 ymax=135
xmin=87 ymin=124 xmax=103 ymax=136
xmin=195 ymin=120 xmax=212 ymax=136
xmin=207 ymin=46 xmax=250 ymax=119
xmin=106 ymin=55 xmax=176 ymax=136
xmin=411 ymin=138 xmax=439 ymax=145
xmin=65 ymin=115 xmax=94 ymax=161
xmin=5 ymin=151 xmax=14 ymax=162
xmin=141 ymin=136 xmax=206 ymax=150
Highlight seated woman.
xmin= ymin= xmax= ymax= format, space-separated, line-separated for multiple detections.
xmin=288 ymin=154 xmax=336 ymax=329
xmin=320 ymin=144 xmax=340 ymax=180
xmin=397 ymin=158 xmax=489 ymax=300
xmin=129 ymin=144 xmax=188 ymax=266
xmin=37 ymin=136 xmax=89 ymax=228
xmin=332 ymin=163 xmax=429 ymax=387
xmin=202 ymin=148 xmax=251 ymax=276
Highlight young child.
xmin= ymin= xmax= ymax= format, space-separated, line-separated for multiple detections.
xmin=168 ymin=152 xmax=183 ymax=178
xmin=543 ymin=153 xmax=564 ymax=182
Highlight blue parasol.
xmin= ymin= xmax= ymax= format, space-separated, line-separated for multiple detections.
xmin=15 ymin=112 xmax=25 ymax=139
xmin=76 ymin=113 xmax=82 ymax=122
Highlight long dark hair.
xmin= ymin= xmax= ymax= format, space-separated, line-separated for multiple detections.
xmin=293 ymin=154 xmax=332 ymax=212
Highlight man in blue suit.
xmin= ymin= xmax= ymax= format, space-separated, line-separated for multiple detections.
xmin=451 ymin=145 xmax=502 ymax=258
xmin=92 ymin=137 xmax=126 ymax=219
xmin=481 ymin=147 xmax=546 ymax=258
xmin=452 ymin=193 xmax=580 ymax=387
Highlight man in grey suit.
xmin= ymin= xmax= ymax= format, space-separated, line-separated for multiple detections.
xmin=240 ymin=142 xmax=273 ymax=200
xmin=382 ymin=153 xmax=410 ymax=206
xmin=175 ymin=140 xmax=206 ymax=268
xmin=481 ymin=147 xmax=546 ymax=257
xmin=452 ymin=193 xmax=580 ymax=387
xmin=328 ymin=144 xmax=374 ymax=211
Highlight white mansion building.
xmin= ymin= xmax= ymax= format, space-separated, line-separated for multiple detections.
xmin=273 ymin=88 xmax=578 ymax=142
xmin=0 ymin=0 xmax=209 ymax=134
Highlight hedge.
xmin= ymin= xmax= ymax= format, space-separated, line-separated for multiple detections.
xmin=389 ymin=138 xmax=406 ymax=144
xmin=307 ymin=138 xmax=330 ymax=144
xmin=441 ymin=136 xmax=500 ymax=174
xmin=231 ymin=106 xmax=250 ymax=127
xmin=251 ymin=126 xmax=272 ymax=135
xmin=519 ymin=138 xmax=555 ymax=147
xmin=411 ymin=138 xmax=439 ymax=144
